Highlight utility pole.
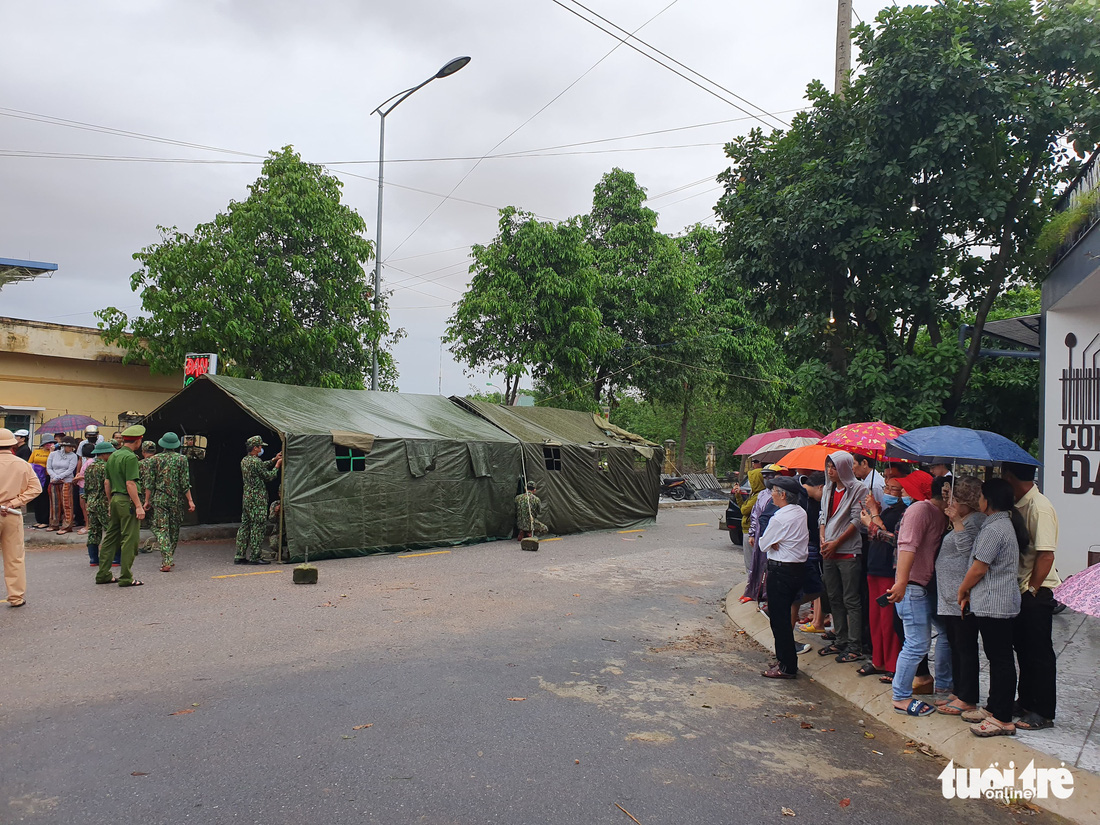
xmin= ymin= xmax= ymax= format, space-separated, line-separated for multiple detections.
xmin=835 ymin=0 xmax=852 ymax=98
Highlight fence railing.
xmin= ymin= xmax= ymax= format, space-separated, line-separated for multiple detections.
xmin=1052 ymin=151 xmax=1100 ymax=266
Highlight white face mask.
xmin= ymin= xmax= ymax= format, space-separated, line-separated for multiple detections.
xmin=257 ymin=447 xmax=264 ymax=457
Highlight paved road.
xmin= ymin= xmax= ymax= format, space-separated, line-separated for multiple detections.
xmin=2 ymin=508 xmax=1050 ymax=825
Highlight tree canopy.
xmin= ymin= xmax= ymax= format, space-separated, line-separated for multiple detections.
xmin=716 ymin=0 xmax=1100 ymax=430
xmin=444 ymin=206 xmax=602 ymax=405
xmin=97 ymin=147 xmax=396 ymax=389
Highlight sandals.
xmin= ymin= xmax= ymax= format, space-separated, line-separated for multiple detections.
xmin=938 ymin=701 xmax=976 ymax=716
xmin=119 ymin=580 xmax=144 ymax=587
xmin=797 ymin=623 xmax=824 ymax=633
xmin=1015 ymin=712 xmax=1054 ymax=731
xmin=159 ymin=565 xmax=173 ymax=573
xmin=894 ymin=699 xmax=935 ymax=717
xmin=856 ymin=663 xmax=881 ymax=677
xmin=961 ymin=707 xmax=991 ymax=723
xmin=879 ymin=672 xmax=895 ymax=684
xmin=971 ymin=718 xmax=1015 ymax=737
xmin=835 ymin=651 xmax=863 ymax=664
xmin=96 ymin=577 xmax=119 ymax=584
xmin=821 ymin=630 xmax=837 ymax=641
xmin=738 ymin=596 xmax=754 ymax=604
xmin=817 ymin=643 xmax=841 ymax=657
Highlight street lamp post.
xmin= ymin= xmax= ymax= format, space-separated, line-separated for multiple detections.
xmin=370 ymin=55 xmax=471 ymax=391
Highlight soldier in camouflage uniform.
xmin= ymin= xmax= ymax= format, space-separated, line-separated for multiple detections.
xmin=515 ymin=481 xmax=547 ymax=538
xmin=137 ymin=441 xmax=158 ymax=553
xmin=83 ymin=441 xmax=115 ymax=566
xmin=146 ymin=432 xmax=195 ymax=572
xmin=234 ymin=435 xmax=282 ymax=565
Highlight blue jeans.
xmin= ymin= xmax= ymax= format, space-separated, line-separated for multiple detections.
xmin=893 ymin=584 xmax=931 ymax=702
xmin=930 ymin=614 xmax=953 ymax=694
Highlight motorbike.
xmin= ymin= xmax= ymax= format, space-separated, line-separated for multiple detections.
xmin=659 ymin=477 xmax=694 ymax=501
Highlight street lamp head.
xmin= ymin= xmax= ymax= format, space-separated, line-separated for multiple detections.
xmin=436 ymin=56 xmax=471 ymax=78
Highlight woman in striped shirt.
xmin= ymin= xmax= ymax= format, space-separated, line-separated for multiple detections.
xmin=957 ymin=478 xmax=1027 ymax=737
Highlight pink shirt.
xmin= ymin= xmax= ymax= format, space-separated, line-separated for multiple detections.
xmin=896 ymin=500 xmax=947 ymax=587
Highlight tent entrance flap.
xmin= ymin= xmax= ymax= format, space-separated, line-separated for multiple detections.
xmin=331 ymin=430 xmax=376 ymax=453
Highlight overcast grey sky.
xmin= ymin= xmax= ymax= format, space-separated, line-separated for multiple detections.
xmin=1 ymin=0 xmax=909 ymax=396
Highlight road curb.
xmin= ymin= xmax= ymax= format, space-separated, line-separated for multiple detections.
xmin=658 ymin=499 xmax=726 ymax=509
xmin=23 ymin=523 xmax=239 ymax=546
xmin=723 ymin=582 xmax=1099 ymax=825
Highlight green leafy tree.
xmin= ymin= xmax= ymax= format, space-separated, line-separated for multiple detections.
xmin=445 ymin=206 xmax=601 ymax=405
xmin=97 ymin=147 xmax=394 ymax=389
xmin=717 ymin=0 xmax=1100 ymax=428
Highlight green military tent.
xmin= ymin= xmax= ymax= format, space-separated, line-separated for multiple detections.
xmin=141 ymin=374 xmax=525 ymax=561
xmin=450 ymin=397 xmax=662 ymax=534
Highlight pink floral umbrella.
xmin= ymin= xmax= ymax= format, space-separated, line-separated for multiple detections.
xmin=1053 ymin=564 xmax=1100 ymax=619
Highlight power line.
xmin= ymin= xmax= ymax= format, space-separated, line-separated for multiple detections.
xmin=382 ymin=0 xmax=683 ymax=261
xmin=0 ymin=107 xmax=264 ymax=158
xmin=549 ymin=0 xmax=789 ymax=129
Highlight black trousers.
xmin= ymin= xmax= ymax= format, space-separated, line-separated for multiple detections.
xmin=940 ymin=613 xmax=979 ymax=705
xmin=978 ymin=616 xmax=1017 ymax=724
xmin=767 ymin=560 xmax=806 ymax=675
xmin=1014 ymin=588 xmax=1057 ymax=720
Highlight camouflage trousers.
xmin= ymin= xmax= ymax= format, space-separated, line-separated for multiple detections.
xmin=235 ymin=502 xmax=267 ymax=561
xmin=152 ymin=503 xmax=183 ymax=567
xmin=86 ymin=503 xmax=109 ymax=546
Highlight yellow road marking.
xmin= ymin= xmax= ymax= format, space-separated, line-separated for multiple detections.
xmin=617 ymin=529 xmax=645 ymax=534
xmin=686 ymin=522 xmax=709 ymax=527
xmin=211 ymin=570 xmax=284 ymax=579
xmin=399 ymin=550 xmax=452 ymax=559
xmin=540 ymin=537 xmax=562 ymax=542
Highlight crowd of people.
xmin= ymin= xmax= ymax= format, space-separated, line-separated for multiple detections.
xmin=0 ymin=423 xmax=206 ymax=605
xmin=737 ymin=451 xmax=1060 ymax=738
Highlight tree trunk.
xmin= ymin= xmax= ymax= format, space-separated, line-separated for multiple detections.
xmin=678 ymin=391 xmax=691 ymax=473
xmin=740 ymin=411 xmax=758 ymax=481
xmin=942 ymin=151 xmax=1043 ymax=422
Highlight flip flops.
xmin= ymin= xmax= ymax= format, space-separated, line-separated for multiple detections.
xmin=856 ymin=663 xmax=880 ymax=676
xmin=119 ymin=580 xmax=144 ymax=587
xmin=879 ymin=672 xmax=895 ymax=684
xmin=937 ymin=701 xmax=975 ymax=716
xmin=894 ymin=699 xmax=935 ymax=717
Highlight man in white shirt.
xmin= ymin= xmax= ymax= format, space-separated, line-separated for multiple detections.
xmin=760 ymin=476 xmax=810 ymax=679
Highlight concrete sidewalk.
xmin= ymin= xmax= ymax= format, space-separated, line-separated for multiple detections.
xmin=22 ymin=522 xmax=238 ymax=546
xmin=724 ymin=579 xmax=1100 ymax=825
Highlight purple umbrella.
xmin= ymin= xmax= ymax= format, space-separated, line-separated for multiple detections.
xmin=1053 ymin=564 xmax=1100 ymax=619
xmin=34 ymin=414 xmax=103 ymax=436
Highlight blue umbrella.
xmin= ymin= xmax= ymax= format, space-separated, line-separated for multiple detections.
xmin=885 ymin=425 xmax=1040 ymax=467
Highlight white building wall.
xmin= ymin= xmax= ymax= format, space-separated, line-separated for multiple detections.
xmin=1043 ymin=305 xmax=1100 ymax=576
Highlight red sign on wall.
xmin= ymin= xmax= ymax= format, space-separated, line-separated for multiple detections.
xmin=184 ymin=353 xmax=218 ymax=387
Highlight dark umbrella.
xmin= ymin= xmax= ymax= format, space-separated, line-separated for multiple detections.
xmin=885 ymin=425 xmax=1040 ymax=467
xmin=34 ymin=414 xmax=104 ymax=436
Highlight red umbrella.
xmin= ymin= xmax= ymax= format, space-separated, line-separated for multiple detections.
xmin=818 ymin=421 xmax=907 ymax=461
xmin=735 ymin=428 xmax=823 ymax=456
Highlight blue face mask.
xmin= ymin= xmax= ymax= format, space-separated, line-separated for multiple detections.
xmin=902 ymin=496 xmax=914 ymax=506
xmin=881 ymin=494 xmax=900 ymax=507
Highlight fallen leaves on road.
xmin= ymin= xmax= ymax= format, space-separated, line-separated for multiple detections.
xmin=352 ymin=724 xmax=372 ymax=730
xmin=507 ymin=697 xmax=526 ymax=701
xmin=318 ymin=601 xmax=336 ymax=608
xmin=839 ymin=798 xmax=850 ymax=808
xmin=130 ymin=772 xmax=148 ymax=777
xmin=341 ymin=735 xmax=354 ymax=740
xmin=863 ymin=731 xmax=875 ymax=739
xmin=168 ymin=709 xmax=194 ymax=716
xmin=902 ymin=750 xmax=916 ymax=755
xmin=781 ymin=807 xmax=796 ymax=817
xmin=800 ymin=722 xmax=814 ymax=729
